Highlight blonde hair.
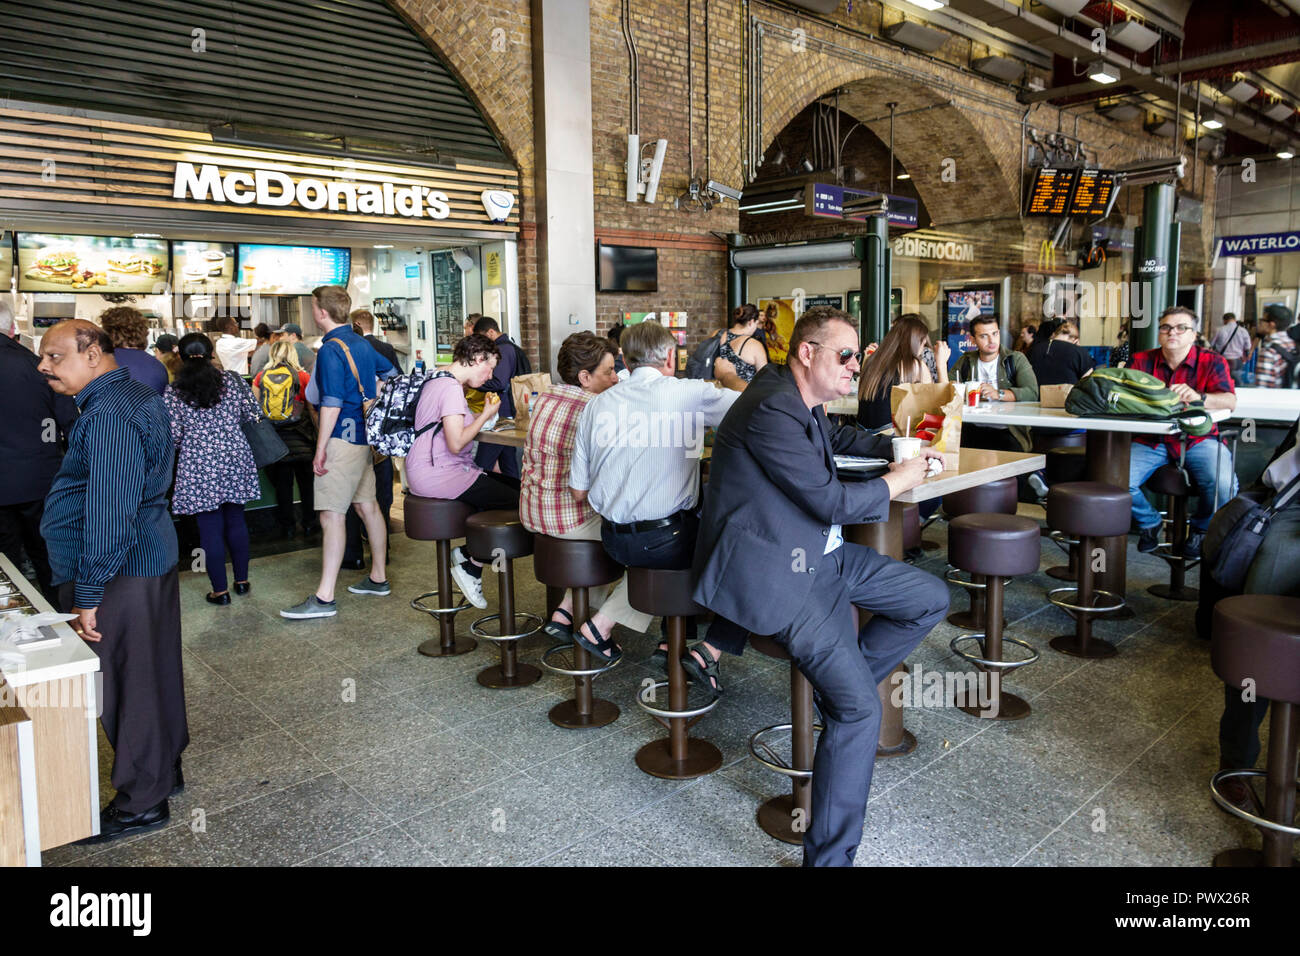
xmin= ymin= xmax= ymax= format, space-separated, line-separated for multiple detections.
xmin=269 ymin=339 xmax=301 ymax=370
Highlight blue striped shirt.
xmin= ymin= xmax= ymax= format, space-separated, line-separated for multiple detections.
xmin=41 ymin=366 xmax=178 ymax=608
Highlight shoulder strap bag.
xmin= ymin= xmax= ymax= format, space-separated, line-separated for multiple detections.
xmin=331 ymin=338 xmax=387 ymax=463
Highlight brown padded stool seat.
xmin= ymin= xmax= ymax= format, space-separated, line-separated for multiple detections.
xmin=1045 ymin=446 xmax=1088 ymax=486
xmin=1046 ymin=482 xmax=1131 ymax=538
xmin=942 ymin=476 xmax=1017 ymax=518
xmin=404 ymin=495 xmax=472 ymax=541
xmin=465 ymin=510 xmax=534 ymax=560
xmin=533 ymin=536 xmax=623 ymax=589
xmin=1209 ymin=595 xmax=1300 ymax=868
xmin=628 ymin=568 xmax=706 ymax=619
xmin=1147 ymin=464 xmax=1192 ymax=497
xmin=948 ymin=514 xmax=1041 ymax=578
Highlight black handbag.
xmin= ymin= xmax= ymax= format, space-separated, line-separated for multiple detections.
xmin=229 ymin=372 xmax=289 ymax=467
xmin=1208 ymin=471 xmax=1300 ymax=590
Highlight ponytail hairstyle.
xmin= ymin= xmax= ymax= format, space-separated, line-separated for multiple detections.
xmin=172 ymin=332 xmax=225 ymax=408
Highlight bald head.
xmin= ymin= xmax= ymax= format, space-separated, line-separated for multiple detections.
xmin=38 ymin=319 xmax=119 ymax=395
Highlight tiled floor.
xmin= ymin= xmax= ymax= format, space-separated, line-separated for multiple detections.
xmin=43 ymin=504 xmax=1266 ymax=867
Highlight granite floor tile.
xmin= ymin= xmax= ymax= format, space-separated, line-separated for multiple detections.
xmin=182 ymin=681 xmax=282 ymax=757
xmin=76 ymin=826 xmax=219 ymax=867
xmin=455 ymin=689 xmax=646 ymax=768
xmin=531 ymin=825 xmax=672 ymax=867
xmin=299 ymin=823 xmax=444 ymax=867
xmin=248 ymin=667 xmax=404 ymax=726
xmin=167 ymin=730 xmax=330 ymax=821
xmin=282 ymin=690 xmax=446 ymax=769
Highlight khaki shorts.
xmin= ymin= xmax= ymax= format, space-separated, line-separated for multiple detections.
xmin=314 ymin=438 xmax=377 ymax=514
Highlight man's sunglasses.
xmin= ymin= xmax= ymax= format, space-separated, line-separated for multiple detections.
xmin=808 ymin=341 xmax=864 ymax=365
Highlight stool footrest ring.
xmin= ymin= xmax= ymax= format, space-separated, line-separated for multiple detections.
xmin=949 ymin=634 xmax=1040 ymax=671
xmin=1152 ymin=543 xmax=1202 ymax=571
xmin=635 ymin=680 xmax=720 ymax=720
xmin=1048 ymin=530 xmax=1079 ymax=555
xmin=1048 ymin=587 xmax=1125 ymax=615
xmin=945 ymin=567 xmax=985 ymax=592
xmin=541 ymin=643 xmax=622 ymax=678
xmin=1209 ymin=770 xmax=1300 ymax=837
xmin=411 ymin=593 xmax=470 ymax=617
xmin=469 ymin=612 xmax=543 ymax=643
xmin=748 ymin=723 xmax=824 ymax=778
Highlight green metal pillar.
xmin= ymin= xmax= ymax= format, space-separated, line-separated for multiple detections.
xmin=861 ymin=217 xmax=890 ymax=345
xmin=1133 ymin=182 xmax=1175 ymax=352
xmin=726 ymin=234 xmax=745 ymax=315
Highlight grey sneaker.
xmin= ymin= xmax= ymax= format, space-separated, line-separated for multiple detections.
xmin=280 ymin=595 xmax=338 ymax=619
xmin=1027 ymin=472 xmax=1049 ymax=499
xmin=348 ymin=577 xmax=391 ymax=596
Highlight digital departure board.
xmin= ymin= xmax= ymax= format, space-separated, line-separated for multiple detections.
xmin=1025 ymin=167 xmax=1078 ymax=216
xmin=1069 ymin=168 xmax=1118 ymax=218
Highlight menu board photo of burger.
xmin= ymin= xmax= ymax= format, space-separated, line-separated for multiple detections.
xmin=174 ymin=240 xmax=235 ymax=292
xmin=0 ymin=232 xmax=12 ymax=292
xmin=17 ymin=233 xmax=168 ymax=294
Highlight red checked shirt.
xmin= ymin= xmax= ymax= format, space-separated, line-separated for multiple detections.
xmin=1129 ymin=345 xmax=1234 ymax=455
xmin=520 ymin=384 xmax=597 ymax=536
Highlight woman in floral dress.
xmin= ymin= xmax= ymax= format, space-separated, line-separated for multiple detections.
xmin=163 ymin=333 xmax=262 ymax=605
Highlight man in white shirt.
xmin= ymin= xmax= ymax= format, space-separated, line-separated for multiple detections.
xmin=1209 ymin=312 xmax=1250 ymax=383
xmin=570 ymin=321 xmax=738 ymax=678
xmin=213 ymin=316 xmax=257 ymax=375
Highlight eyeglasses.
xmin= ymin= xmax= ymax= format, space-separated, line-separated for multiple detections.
xmin=1158 ymin=324 xmax=1196 ymax=336
xmin=807 ymin=341 xmax=863 ymax=365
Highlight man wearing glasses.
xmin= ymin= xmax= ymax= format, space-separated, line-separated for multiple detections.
xmin=1128 ymin=306 xmax=1238 ymax=558
xmin=694 ymin=306 xmax=948 ymax=865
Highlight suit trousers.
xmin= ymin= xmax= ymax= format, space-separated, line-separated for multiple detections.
xmin=776 ymin=542 xmax=948 ymax=866
xmin=0 ymin=498 xmax=55 ymax=602
xmin=59 ymin=569 xmax=188 ymax=813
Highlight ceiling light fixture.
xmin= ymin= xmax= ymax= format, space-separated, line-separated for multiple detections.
xmin=1201 ymin=114 xmax=1223 ymax=130
xmin=910 ymin=0 xmax=946 ymax=11
xmin=897 ymin=173 xmax=911 ymax=180
xmin=1279 ymin=150 xmax=1295 ymax=160
xmin=1088 ymin=60 xmax=1120 ymax=85
xmin=373 ymin=244 xmax=394 ymax=249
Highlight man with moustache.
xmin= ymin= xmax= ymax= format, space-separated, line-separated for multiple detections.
xmin=38 ymin=319 xmax=186 ymax=841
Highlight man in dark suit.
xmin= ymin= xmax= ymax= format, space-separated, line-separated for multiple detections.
xmin=0 ymin=300 xmax=79 ymax=600
xmin=693 ymin=306 xmax=949 ymax=866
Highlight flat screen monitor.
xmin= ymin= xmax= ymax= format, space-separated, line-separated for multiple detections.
xmin=174 ymin=240 xmax=236 ymax=292
xmin=1025 ymin=167 xmax=1079 ymax=217
xmin=16 ymin=233 xmax=168 ymax=293
xmin=597 ymin=244 xmax=657 ymax=292
xmin=0 ymin=232 xmax=11 ymax=292
xmin=1068 ymin=169 xmax=1119 ymax=218
xmin=236 ymin=244 xmax=351 ymax=295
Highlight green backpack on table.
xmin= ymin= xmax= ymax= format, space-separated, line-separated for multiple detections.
xmin=1064 ymin=366 xmax=1215 ymax=437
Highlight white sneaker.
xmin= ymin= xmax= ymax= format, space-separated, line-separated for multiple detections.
xmin=450 ymin=548 xmax=487 ymax=609
xmin=1028 ymin=473 xmax=1049 ymax=499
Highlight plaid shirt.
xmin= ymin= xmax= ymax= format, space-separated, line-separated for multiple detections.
xmin=1129 ymin=345 xmax=1234 ymax=455
xmin=1255 ymin=332 xmax=1297 ymax=389
xmin=520 ymin=384 xmax=596 ymax=536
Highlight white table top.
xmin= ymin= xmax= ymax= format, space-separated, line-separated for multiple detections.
xmin=0 ymin=555 xmax=99 ymax=689
xmin=894 ymin=449 xmax=1046 ymax=504
xmin=964 ymin=402 xmax=1230 ymax=434
xmin=1230 ymin=388 xmax=1300 ymax=424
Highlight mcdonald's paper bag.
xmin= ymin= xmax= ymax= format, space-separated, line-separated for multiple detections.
xmin=511 ymin=372 xmax=554 ymax=422
xmin=890 ymin=382 xmax=961 ymax=470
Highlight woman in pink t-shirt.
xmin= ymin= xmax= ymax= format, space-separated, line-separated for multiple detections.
xmin=406 ymin=334 xmax=517 ymax=608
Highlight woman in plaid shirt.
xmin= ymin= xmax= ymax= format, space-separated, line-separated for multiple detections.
xmin=520 ymin=333 xmax=655 ymax=644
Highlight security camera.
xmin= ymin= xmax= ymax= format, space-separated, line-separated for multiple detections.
xmin=1116 ymin=156 xmax=1186 ymax=185
xmin=414 ymin=246 xmax=425 ymax=254
xmin=706 ymin=180 xmax=743 ymax=202
xmin=451 ymin=248 xmax=475 ymax=272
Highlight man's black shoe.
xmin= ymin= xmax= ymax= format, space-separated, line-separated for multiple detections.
xmin=171 ymin=758 xmax=184 ymax=797
xmin=1137 ymin=526 xmax=1160 ymax=553
xmin=82 ymin=801 xmax=170 ymax=844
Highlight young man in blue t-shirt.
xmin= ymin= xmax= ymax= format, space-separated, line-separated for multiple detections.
xmin=282 ymin=286 xmax=396 ymax=619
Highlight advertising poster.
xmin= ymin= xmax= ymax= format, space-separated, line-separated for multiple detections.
xmin=757 ymin=297 xmax=795 ymax=363
xmin=0 ymin=232 xmax=11 ymax=291
xmin=944 ymin=288 xmax=997 ymax=367
xmin=174 ymin=240 xmax=235 ymax=292
xmin=237 ymin=244 xmax=350 ymax=294
xmin=17 ymin=233 xmax=167 ymax=293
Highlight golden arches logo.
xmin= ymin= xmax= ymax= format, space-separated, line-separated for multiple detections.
xmin=1038 ymin=239 xmax=1057 ymax=272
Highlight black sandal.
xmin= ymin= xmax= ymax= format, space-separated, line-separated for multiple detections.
xmin=650 ymin=643 xmax=668 ymax=671
xmin=681 ymin=645 xmax=723 ymax=696
xmin=543 ymin=607 xmax=573 ymax=643
xmin=573 ymin=620 xmax=622 ymax=663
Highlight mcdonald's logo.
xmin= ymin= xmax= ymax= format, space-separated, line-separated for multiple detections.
xmin=1038 ymin=239 xmax=1057 ymax=272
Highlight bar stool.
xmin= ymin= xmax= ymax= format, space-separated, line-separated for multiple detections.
xmin=627 ymin=568 xmax=721 ymax=780
xmin=942 ymin=476 xmax=1017 ymax=630
xmin=1045 ymin=482 xmax=1130 ymax=658
xmin=1209 ymin=595 xmax=1300 ymax=867
xmin=747 ymin=633 xmax=818 ymax=845
xmin=1144 ymin=464 xmax=1200 ymax=602
xmin=947 ymin=513 xmax=1042 ymax=720
xmin=464 ymin=510 xmax=542 ymax=689
xmin=534 ymin=536 xmax=624 ymax=729
xmin=403 ymin=495 xmax=476 ymax=657
xmin=1044 ymin=446 xmax=1087 ymax=581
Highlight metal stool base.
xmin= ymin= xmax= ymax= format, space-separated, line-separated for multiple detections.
xmin=418 ymin=636 xmax=477 ymax=657
xmin=958 ymin=691 xmax=1030 ymax=721
xmin=1045 ymin=565 xmax=1075 ymax=581
xmin=947 ymin=610 xmax=1006 ymax=630
xmin=635 ymin=738 xmax=723 ymax=780
xmin=876 ymin=729 xmax=917 ymax=758
xmin=1148 ymin=583 xmax=1198 ymax=602
xmin=549 ymin=697 xmax=619 ymax=729
xmin=477 ymin=662 xmax=542 ymax=689
xmin=756 ymin=794 xmax=806 ymax=846
xmin=1049 ymin=633 xmax=1117 ymax=658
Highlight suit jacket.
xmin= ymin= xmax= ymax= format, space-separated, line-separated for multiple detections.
xmin=0 ymin=334 xmax=79 ymax=505
xmin=692 ymin=363 xmax=894 ymax=637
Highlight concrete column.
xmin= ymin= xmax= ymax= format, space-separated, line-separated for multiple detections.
xmin=531 ymin=0 xmax=596 ymax=372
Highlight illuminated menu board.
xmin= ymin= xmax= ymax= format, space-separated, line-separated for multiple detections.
xmin=174 ymin=240 xmax=235 ymax=292
xmin=1068 ymin=169 xmax=1118 ymax=218
xmin=236 ymin=244 xmax=350 ymax=295
xmin=1025 ymin=167 xmax=1078 ymax=216
xmin=0 ymin=233 xmax=11 ymax=291
xmin=17 ymin=233 xmax=167 ymax=293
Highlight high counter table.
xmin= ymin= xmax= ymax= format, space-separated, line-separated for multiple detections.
xmin=963 ymin=402 xmax=1230 ymax=608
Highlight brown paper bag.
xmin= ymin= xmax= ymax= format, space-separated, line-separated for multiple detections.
xmin=890 ymin=382 xmax=962 ymax=470
xmin=511 ymin=372 xmax=553 ymax=421
xmin=1040 ymin=383 xmax=1072 ymax=408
